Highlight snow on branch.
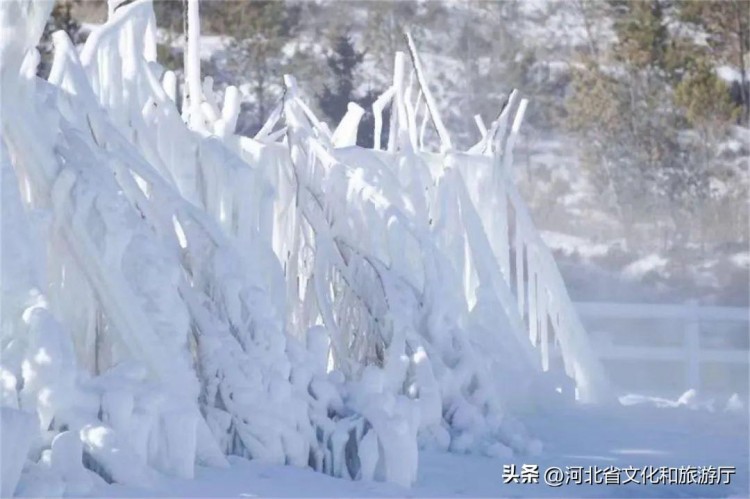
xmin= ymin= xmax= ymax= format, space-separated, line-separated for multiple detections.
xmin=404 ymin=31 xmax=453 ymax=152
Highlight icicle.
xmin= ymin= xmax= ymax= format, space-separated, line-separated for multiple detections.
xmin=372 ymin=86 xmax=395 ymax=151
xmin=474 ymin=114 xmax=487 ymax=137
xmin=162 ymin=70 xmax=177 ymax=102
xmin=514 ymin=219 xmax=526 ymax=319
xmin=389 ymin=52 xmax=410 ymax=152
xmin=185 ymin=0 xmax=203 ymax=130
xmin=221 ymin=85 xmax=240 ymax=134
xmin=331 ymin=102 xmax=364 ymax=148
xmin=404 ymin=31 xmax=452 ymax=152
xmin=503 ymin=98 xmax=528 ymax=177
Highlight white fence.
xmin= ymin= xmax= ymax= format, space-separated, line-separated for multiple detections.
xmin=573 ymin=301 xmax=749 ymax=398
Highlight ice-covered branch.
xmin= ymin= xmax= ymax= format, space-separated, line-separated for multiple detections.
xmin=404 ymin=31 xmax=452 ymax=152
xmin=0 ymin=1 xmax=613 ymax=495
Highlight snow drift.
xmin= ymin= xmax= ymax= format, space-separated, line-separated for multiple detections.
xmin=0 ymin=0 xmax=610 ymax=495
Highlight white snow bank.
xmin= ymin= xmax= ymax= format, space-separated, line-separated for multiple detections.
xmin=716 ymin=65 xmax=749 ymax=84
xmin=622 ymin=254 xmax=669 ymax=280
xmin=620 ymin=389 xmax=748 ymax=414
xmin=540 ymin=230 xmax=611 ymax=258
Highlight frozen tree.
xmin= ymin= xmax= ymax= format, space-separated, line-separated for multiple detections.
xmin=0 ymin=0 xmax=611 ymax=495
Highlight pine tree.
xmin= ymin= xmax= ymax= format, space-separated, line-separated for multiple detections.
xmin=566 ymin=0 xmax=746 ymax=250
xmin=319 ymin=34 xmax=365 ymax=124
xmin=676 ymin=59 xmax=741 ymax=132
xmin=611 ymin=0 xmax=670 ymax=71
xmin=678 ymin=0 xmax=750 ymax=123
xmin=218 ymin=0 xmax=295 ymax=134
xmin=566 ymin=0 xmax=702 ymax=247
xmin=318 ymin=33 xmax=383 ymax=147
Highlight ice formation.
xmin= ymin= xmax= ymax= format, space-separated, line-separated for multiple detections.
xmin=0 ymin=0 xmax=611 ymax=494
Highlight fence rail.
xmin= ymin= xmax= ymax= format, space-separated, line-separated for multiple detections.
xmin=576 ymin=302 xmax=748 ymax=321
xmin=573 ymin=301 xmax=749 ymax=397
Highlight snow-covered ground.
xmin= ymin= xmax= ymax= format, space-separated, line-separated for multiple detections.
xmin=96 ymin=398 xmax=749 ymax=498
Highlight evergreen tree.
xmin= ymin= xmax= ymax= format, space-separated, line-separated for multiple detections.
xmin=219 ymin=0 xmax=296 ymax=135
xmin=360 ymin=0 xmax=421 ymax=79
xmin=319 ymin=34 xmax=365 ymax=124
xmin=566 ymin=0 xmax=746 ymax=249
xmin=678 ymin=0 xmax=750 ymax=123
xmin=611 ymin=0 xmax=670 ymax=71
xmin=676 ymin=59 xmax=741 ymax=133
xmin=318 ymin=33 xmax=383 ymax=147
